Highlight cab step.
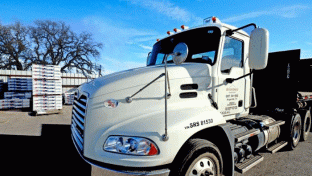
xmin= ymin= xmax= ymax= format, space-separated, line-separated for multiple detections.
xmin=267 ymin=141 xmax=288 ymax=153
xmin=263 ymin=120 xmax=285 ymax=129
xmin=235 ymin=129 xmax=260 ymax=142
xmin=235 ymin=155 xmax=263 ymax=174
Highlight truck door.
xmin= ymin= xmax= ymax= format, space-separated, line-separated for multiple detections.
xmin=217 ymin=36 xmax=246 ymax=117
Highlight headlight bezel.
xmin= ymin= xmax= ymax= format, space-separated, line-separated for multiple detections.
xmin=103 ymin=135 xmax=160 ymax=156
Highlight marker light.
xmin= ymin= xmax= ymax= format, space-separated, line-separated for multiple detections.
xmin=203 ymin=16 xmax=221 ymax=24
xmin=103 ymin=99 xmax=119 ymax=108
xmin=173 ymin=28 xmax=181 ymax=33
xmin=212 ymin=16 xmax=217 ymax=23
xmin=181 ymin=25 xmax=189 ymax=30
xmin=157 ymin=39 xmax=160 ymax=42
xmin=167 ymin=31 xmax=173 ymax=35
xmin=104 ymin=136 xmax=159 ymax=156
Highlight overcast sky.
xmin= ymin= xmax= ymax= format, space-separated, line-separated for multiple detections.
xmin=1 ymin=0 xmax=311 ymax=74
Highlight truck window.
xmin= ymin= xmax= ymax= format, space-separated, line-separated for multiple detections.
xmin=191 ymin=51 xmax=215 ymax=64
xmin=221 ymin=37 xmax=243 ymax=73
xmin=155 ymin=53 xmax=172 ymax=65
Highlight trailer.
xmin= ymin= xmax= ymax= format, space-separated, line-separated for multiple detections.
xmin=71 ymin=17 xmax=312 ymax=176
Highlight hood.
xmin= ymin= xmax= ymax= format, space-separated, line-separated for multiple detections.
xmin=79 ymin=63 xmax=211 ymax=98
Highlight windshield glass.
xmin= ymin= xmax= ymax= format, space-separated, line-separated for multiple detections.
xmin=147 ymin=27 xmax=221 ymax=66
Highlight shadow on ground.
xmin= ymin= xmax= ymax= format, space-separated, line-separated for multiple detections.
xmin=0 ymin=124 xmax=91 ymax=176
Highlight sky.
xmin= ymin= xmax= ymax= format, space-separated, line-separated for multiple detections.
xmin=1 ymin=0 xmax=311 ymax=75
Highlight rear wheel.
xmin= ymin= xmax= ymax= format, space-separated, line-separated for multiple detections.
xmin=300 ymin=109 xmax=311 ymax=141
xmin=171 ymin=139 xmax=222 ymax=176
xmin=288 ymin=113 xmax=302 ymax=150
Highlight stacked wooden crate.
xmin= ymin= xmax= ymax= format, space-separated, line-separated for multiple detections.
xmin=64 ymin=93 xmax=75 ymax=105
xmin=63 ymin=88 xmax=77 ymax=105
xmin=4 ymin=92 xmax=32 ymax=99
xmin=0 ymin=79 xmax=3 ymax=93
xmin=8 ymin=78 xmax=32 ymax=91
xmin=0 ymin=78 xmax=32 ymax=110
xmin=32 ymin=64 xmax=62 ymax=114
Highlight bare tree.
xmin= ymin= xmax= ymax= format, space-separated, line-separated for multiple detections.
xmin=0 ymin=20 xmax=103 ymax=76
xmin=28 ymin=20 xmax=103 ymax=76
xmin=0 ymin=22 xmax=30 ymax=70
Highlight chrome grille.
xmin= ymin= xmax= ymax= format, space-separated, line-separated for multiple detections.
xmin=71 ymin=92 xmax=87 ymax=153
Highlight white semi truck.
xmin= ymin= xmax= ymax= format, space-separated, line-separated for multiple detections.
xmin=71 ymin=17 xmax=312 ymax=176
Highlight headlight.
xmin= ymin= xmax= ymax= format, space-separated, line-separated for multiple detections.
xmin=103 ymin=136 xmax=159 ymax=156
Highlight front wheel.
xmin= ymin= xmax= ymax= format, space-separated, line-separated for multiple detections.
xmin=171 ymin=139 xmax=222 ymax=176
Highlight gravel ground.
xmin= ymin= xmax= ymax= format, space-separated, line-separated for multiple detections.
xmin=235 ymin=133 xmax=312 ymax=176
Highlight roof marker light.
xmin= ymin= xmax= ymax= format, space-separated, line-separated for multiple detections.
xmin=157 ymin=39 xmax=160 ymax=42
xmin=167 ymin=31 xmax=173 ymax=35
xmin=173 ymin=28 xmax=181 ymax=33
xmin=212 ymin=16 xmax=217 ymax=23
xmin=181 ymin=25 xmax=189 ymax=30
xmin=203 ymin=16 xmax=221 ymax=25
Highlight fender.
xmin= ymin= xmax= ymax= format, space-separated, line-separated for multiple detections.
xmin=218 ymin=123 xmax=236 ymax=176
xmin=171 ymin=121 xmax=235 ymax=176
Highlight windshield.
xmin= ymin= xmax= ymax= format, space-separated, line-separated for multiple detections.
xmin=147 ymin=27 xmax=221 ymax=66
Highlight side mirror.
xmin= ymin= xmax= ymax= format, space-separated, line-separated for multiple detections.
xmin=172 ymin=43 xmax=188 ymax=65
xmin=146 ymin=52 xmax=151 ymax=66
xmin=249 ymin=28 xmax=269 ymax=70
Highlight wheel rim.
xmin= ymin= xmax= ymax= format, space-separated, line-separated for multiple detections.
xmin=188 ymin=157 xmax=216 ymax=176
xmin=305 ymin=115 xmax=311 ymax=133
xmin=292 ymin=120 xmax=301 ymax=145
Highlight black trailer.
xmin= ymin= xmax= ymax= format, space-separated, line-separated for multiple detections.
xmin=251 ymin=49 xmax=312 ymax=143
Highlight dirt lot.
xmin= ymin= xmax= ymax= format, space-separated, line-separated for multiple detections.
xmin=0 ymin=106 xmax=72 ymax=136
xmin=0 ymin=106 xmax=311 ymax=176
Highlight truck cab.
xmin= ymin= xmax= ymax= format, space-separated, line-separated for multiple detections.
xmin=148 ymin=20 xmax=254 ymax=120
xmin=71 ymin=17 xmax=310 ymax=176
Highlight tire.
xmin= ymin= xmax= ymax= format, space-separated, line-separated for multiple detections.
xmin=287 ymin=113 xmax=302 ymax=150
xmin=300 ymin=109 xmax=311 ymax=141
xmin=170 ymin=139 xmax=222 ymax=176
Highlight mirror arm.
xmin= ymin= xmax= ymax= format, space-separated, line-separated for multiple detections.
xmin=226 ymin=71 xmax=254 ymax=84
xmin=226 ymin=23 xmax=257 ymax=36
xmin=166 ymin=70 xmax=171 ymax=97
xmin=163 ymin=54 xmax=169 ymax=141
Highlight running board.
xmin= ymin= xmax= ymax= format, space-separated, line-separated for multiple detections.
xmin=263 ymin=120 xmax=285 ymax=129
xmin=267 ymin=141 xmax=288 ymax=153
xmin=235 ymin=155 xmax=263 ymax=174
xmin=235 ymin=129 xmax=260 ymax=142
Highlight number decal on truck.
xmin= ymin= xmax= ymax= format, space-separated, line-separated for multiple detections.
xmin=184 ymin=119 xmax=213 ymax=129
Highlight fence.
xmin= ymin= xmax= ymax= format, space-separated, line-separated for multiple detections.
xmin=0 ymin=69 xmax=99 ymax=93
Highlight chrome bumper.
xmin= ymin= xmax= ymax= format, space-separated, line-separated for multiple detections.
xmin=71 ymin=135 xmax=170 ymax=176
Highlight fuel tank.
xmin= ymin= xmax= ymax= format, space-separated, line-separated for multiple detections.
xmin=230 ymin=115 xmax=281 ymax=152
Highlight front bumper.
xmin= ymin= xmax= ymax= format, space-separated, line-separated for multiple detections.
xmin=71 ymin=135 xmax=170 ymax=176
